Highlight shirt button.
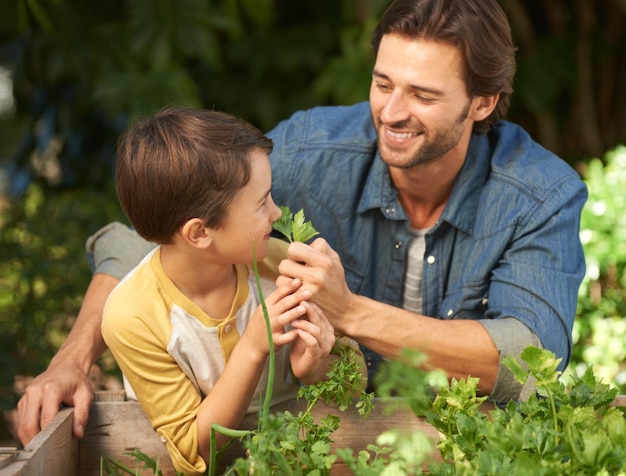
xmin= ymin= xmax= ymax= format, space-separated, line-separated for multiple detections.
xmin=482 ymin=298 xmax=488 ymax=306
xmin=426 ymin=255 xmax=436 ymax=264
xmin=395 ymin=241 xmax=403 ymax=249
xmin=160 ymin=435 xmax=167 ymax=443
xmin=447 ymin=309 xmax=453 ymax=317
xmin=224 ymin=324 xmax=232 ymax=333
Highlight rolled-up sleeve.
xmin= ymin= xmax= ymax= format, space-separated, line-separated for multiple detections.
xmin=480 ymin=318 xmax=541 ymax=402
xmin=85 ymin=222 xmax=157 ymax=279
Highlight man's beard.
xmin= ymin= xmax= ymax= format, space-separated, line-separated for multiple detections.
xmin=376 ymin=100 xmax=472 ymax=169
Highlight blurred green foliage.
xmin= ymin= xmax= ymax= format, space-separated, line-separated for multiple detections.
xmin=0 ymin=183 xmax=125 ymax=410
xmin=0 ymin=0 xmax=625 ymax=427
xmin=566 ymin=145 xmax=626 ymax=393
xmin=0 ymin=0 xmax=387 ymax=192
xmin=0 ymin=0 xmax=625 ymax=194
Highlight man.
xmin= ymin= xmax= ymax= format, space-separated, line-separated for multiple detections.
xmin=17 ymin=0 xmax=587 ymax=446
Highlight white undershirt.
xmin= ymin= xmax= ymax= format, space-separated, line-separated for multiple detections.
xmin=402 ymin=227 xmax=430 ymax=314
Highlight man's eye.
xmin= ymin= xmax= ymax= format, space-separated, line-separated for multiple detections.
xmin=415 ymin=95 xmax=436 ymax=104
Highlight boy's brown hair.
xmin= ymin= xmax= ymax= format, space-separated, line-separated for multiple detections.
xmin=115 ymin=107 xmax=273 ymax=244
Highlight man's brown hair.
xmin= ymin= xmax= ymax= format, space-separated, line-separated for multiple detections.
xmin=115 ymin=107 xmax=273 ymax=244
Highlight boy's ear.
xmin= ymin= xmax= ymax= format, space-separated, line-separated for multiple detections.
xmin=180 ymin=218 xmax=212 ymax=248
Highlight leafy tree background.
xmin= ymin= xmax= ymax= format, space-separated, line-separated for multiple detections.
xmin=0 ymin=0 xmax=625 ymax=442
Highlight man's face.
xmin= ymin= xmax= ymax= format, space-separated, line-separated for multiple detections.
xmin=369 ymin=34 xmax=476 ymax=169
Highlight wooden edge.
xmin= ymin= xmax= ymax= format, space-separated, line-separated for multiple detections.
xmin=613 ymin=394 xmax=626 ymax=407
xmin=81 ymin=400 xmax=176 ymax=476
xmin=78 ymin=394 xmax=626 ymax=476
xmin=0 ymin=449 xmax=18 ymax=471
xmin=93 ymin=390 xmax=126 ymax=402
xmin=0 ymin=407 xmax=77 ymax=476
xmin=80 ymin=398 xmax=443 ymax=476
xmin=2 ymin=394 xmax=623 ymax=476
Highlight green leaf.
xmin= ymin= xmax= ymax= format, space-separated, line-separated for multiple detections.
xmin=517 ymin=346 xmax=562 ymax=385
xmin=502 ymin=355 xmax=529 ymax=385
xmin=272 ymin=205 xmax=319 ymax=243
xmin=271 ymin=205 xmax=293 ymax=242
xmin=292 ymin=208 xmax=319 ymax=243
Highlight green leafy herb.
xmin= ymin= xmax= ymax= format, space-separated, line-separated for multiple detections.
xmin=103 ymin=345 xmax=626 ymax=475
xmin=227 ymin=341 xmax=373 ymax=475
xmin=423 ymin=347 xmax=626 ymax=475
xmin=272 ymin=206 xmax=319 ymax=243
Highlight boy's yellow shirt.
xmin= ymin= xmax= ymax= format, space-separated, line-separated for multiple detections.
xmin=102 ymin=237 xmax=365 ymax=474
xmin=101 ymin=238 xmax=296 ymax=474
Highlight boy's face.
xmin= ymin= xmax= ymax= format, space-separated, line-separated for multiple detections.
xmin=209 ymin=148 xmax=282 ymax=263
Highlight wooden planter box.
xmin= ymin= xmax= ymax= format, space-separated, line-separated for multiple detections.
xmin=0 ymin=391 xmax=441 ymax=476
xmin=2 ymin=392 xmax=624 ymax=476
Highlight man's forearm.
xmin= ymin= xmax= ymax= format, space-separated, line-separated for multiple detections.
xmin=51 ymin=273 xmax=120 ymax=373
xmin=339 ymin=294 xmax=499 ymax=393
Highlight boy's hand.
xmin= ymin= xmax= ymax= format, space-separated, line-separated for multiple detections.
xmin=244 ymin=278 xmax=312 ymax=359
xmin=288 ymin=301 xmax=335 ymax=383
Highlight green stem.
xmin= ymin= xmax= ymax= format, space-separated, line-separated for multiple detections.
xmin=211 ymin=423 xmax=252 ymax=439
xmin=101 ymin=456 xmax=137 ymax=475
xmin=208 ymin=424 xmax=252 ymax=476
xmin=300 ymin=393 xmax=320 ymax=421
xmin=208 ymin=243 xmax=272 ymax=475
xmin=252 ymin=243 xmax=275 ymax=421
xmin=546 ymin=387 xmax=559 ymax=434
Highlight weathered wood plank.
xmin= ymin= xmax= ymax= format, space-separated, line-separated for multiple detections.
xmin=79 ymin=398 xmax=440 ymax=476
xmin=81 ymin=401 xmax=176 ymax=476
xmin=0 ymin=448 xmax=18 ymax=470
xmin=0 ymin=407 xmax=77 ymax=476
xmin=82 ymin=393 xmax=626 ymax=475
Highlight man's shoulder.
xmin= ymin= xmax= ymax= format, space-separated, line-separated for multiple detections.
xmin=268 ymin=101 xmax=376 ymax=149
xmin=486 ymin=122 xmax=584 ymax=192
xmin=303 ymin=101 xmax=372 ymax=127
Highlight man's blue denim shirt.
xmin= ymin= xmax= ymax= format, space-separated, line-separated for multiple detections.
xmin=268 ymin=101 xmax=587 ymax=385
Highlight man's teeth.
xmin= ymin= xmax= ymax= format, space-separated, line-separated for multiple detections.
xmin=387 ymin=130 xmax=417 ymax=139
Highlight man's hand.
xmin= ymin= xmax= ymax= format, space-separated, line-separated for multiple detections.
xmin=277 ymin=238 xmax=356 ymax=335
xmin=16 ymin=272 xmax=119 ymax=446
xmin=17 ymin=360 xmax=94 ymax=446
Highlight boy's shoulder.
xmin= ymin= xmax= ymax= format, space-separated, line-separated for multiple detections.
xmin=104 ymin=250 xmax=159 ymax=319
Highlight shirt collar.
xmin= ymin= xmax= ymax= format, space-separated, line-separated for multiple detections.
xmin=440 ymin=133 xmax=491 ymax=235
xmin=356 ymin=132 xmax=491 ymax=232
xmin=357 ymin=150 xmax=407 ymax=221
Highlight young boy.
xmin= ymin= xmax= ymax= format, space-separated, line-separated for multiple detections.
xmin=101 ymin=107 xmax=337 ymax=475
